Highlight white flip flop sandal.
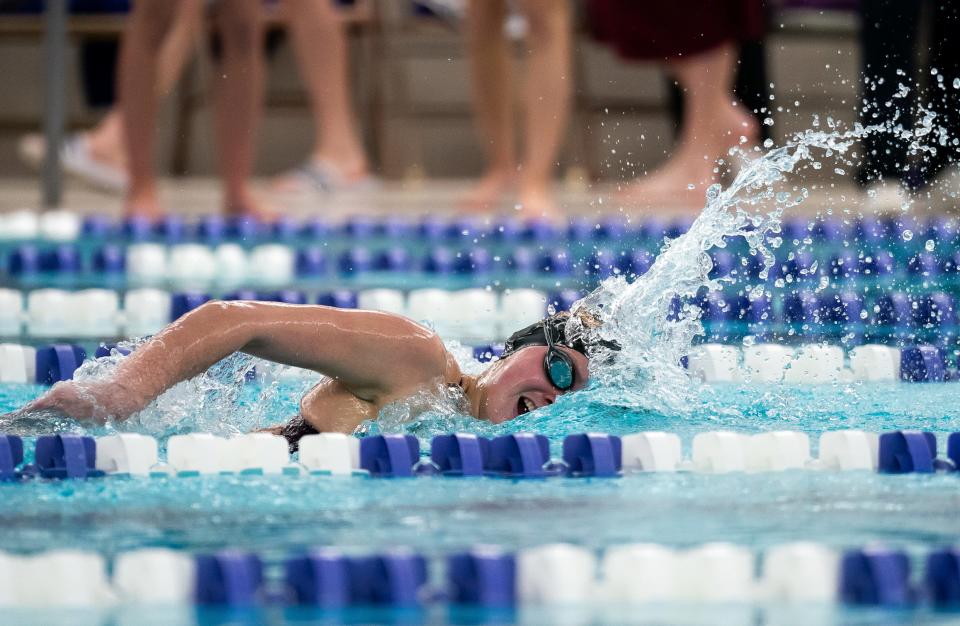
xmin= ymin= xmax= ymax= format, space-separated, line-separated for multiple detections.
xmin=61 ymin=135 xmax=127 ymax=193
xmin=274 ymin=160 xmax=380 ymax=195
xmin=17 ymin=133 xmax=127 ymax=194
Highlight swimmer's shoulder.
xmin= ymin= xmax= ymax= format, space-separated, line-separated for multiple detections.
xmin=341 ymin=308 xmax=451 ymax=375
xmin=379 ymin=312 xmax=456 ymax=380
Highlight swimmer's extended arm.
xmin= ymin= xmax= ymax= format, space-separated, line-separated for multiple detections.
xmin=26 ymin=301 xmax=449 ymax=422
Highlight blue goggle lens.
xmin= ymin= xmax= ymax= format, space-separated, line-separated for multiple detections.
xmin=546 ymin=354 xmax=574 ymax=390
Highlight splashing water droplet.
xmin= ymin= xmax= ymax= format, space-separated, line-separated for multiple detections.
xmin=563 ymin=113 xmax=934 ymax=417
xmin=902 ymin=230 xmax=913 ymax=242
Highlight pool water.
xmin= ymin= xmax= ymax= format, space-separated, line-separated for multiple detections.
xmin=2 ymin=380 xmax=958 ymax=560
xmin=2 ymin=379 xmax=959 ymax=624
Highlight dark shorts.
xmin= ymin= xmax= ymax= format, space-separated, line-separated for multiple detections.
xmin=588 ymin=0 xmax=765 ymax=61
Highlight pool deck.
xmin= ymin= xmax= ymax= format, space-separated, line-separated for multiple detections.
xmin=0 ymin=175 xmax=952 ymax=221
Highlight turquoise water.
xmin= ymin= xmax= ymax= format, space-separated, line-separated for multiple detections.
xmin=2 ymin=381 xmax=960 ymax=624
xmin=1 ymin=381 xmax=959 ymax=560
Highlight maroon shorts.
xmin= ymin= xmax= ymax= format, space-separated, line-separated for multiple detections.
xmin=588 ymin=0 xmax=766 ymax=61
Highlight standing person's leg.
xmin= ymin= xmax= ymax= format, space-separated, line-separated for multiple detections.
xmin=516 ymin=0 xmax=572 ymax=218
xmin=857 ymin=0 xmax=920 ymax=186
xmin=273 ymin=0 xmax=370 ymax=193
xmin=211 ymin=0 xmax=269 ymax=217
xmin=89 ymin=1 xmax=203 ymax=174
xmin=619 ymin=42 xmax=758 ymax=208
xmin=462 ymin=0 xmax=516 ymax=211
xmin=119 ymin=0 xmax=181 ymax=217
xmin=21 ymin=1 xmax=203 ymax=195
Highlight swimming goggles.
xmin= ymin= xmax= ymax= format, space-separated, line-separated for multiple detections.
xmin=542 ymin=321 xmax=576 ymax=391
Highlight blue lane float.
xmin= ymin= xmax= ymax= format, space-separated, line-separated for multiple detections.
xmin=316 ymin=289 xmax=358 ymax=309
xmin=156 ymin=215 xmax=188 ymax=243
xmin=271 ymin=216 xmax=301 ymax=241
xmin=926 ymin=548 xmax=960 ymax=607
xmin=14 ymin=541 xmax=960 ymax=609
xmin=284 ymin=550 xmax=351 ymax=608
xmin=35 ymin=344 xmax=86 ymax=384
xmin=431 ymin=433 xmax=489 ymax=477
xmin=348 ymin=552 xmax=428 ymax=607
xmin=359 ymin=435 xmax=420 ymax=477
xmin=338 ymin=247 xmax=374 ymax=275
xmin=197 ymin=216 xmax=227 ymax=244
xmin=375 ymin=247 xmax=412 ymax=272
xmin=124 ymin=215 xmax=155 ymax=241
xmin=0 ymin=434 xmax=23 ymax=481
xmin=92 ymin=244 xmax=126 ymax=273
xmin=447 ymin=549 xmax=516 ymax=608
xmin=562 ymin=433 xmax=622 ymax=477
xmin=8 ymin=245 xmax=41 ymax=274
xmin=5 ymin=429 xmax=960 ymax=479
xmin=82 ymin=215 xmax=115 ymax=238
xmin=878 ymin=431 xmax=938 ymax=474
xmin=35 ymin=213 xmax=960 ymax=256
xmin=295 ymin=247 xmax=328 ymax=276
xmin=900 ymin=345 xmax=947 ymax=382
xmin=456 ymin=247 xmax=493 ymax=275
xmin=33 ymin=434 xmax=102 ymax=479
xmin=39 ymin=245 xmax=81 ymax=273
xmin=487 ymin=433 xmax=554 ymax=478
xmin=839 ymin=548 xmax=914 ymax=607
xmin=195 ymin=551 xmax=264 ymax=606
xmin=423 ymin=247 xmax=455 ymax=275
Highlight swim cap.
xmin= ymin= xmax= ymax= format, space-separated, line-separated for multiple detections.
xmin=502 ymin=311 xmax=620 ymax=358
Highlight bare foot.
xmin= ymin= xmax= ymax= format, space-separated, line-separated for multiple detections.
xmin=224 ymin=188 xmax=279 ymax=223
xmin=619 ymin=104 xmax=759 ymax=210
xmin=460 ymin=168 xmax=516 ymax=212
xmin=617 ymin=148 xmax=721 ymax=210
xmin=124 ymin=187 xmax=164 ymax=220
xmin=515 ymin=183 xmax=562 ymax=222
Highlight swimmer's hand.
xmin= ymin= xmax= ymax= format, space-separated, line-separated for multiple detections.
xmin=22 ymin=380 xmax=145 ymax=424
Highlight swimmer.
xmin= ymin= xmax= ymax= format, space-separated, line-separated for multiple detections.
xmin=21 ymin=301 xmax=612 ymax=450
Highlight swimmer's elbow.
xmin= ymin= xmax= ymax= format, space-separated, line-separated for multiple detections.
xmin=176 ymin=300 xmax=260 ymax=345
xmin=180 ymin=300 xmax=242 ymax=327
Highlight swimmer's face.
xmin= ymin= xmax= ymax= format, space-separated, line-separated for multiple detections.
xmin=474 ymin=346 xmax=589 ymax=424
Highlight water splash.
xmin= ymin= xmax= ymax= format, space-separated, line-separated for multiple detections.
xmin=374 ymin=118 xmax=911 ymax=437
xmin=569 ymin=103 xmax=939 ymax=417
xmin=0 ymin=339 xmax=312 ymax=441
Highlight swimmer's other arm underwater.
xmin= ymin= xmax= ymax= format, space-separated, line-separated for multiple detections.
xmin=22 ymin=300 xmax=604 ymax=442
